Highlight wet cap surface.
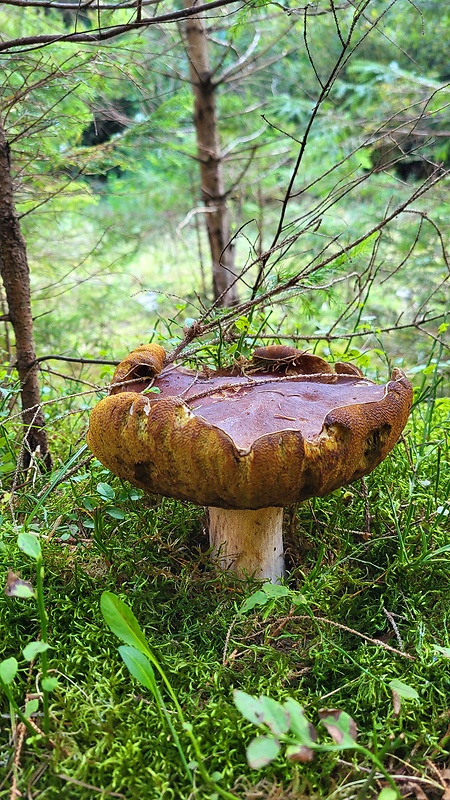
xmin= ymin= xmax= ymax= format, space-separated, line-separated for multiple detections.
xmin=154 ymin=368 xmax=386 ymax=450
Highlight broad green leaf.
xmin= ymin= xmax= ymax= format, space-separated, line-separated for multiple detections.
xmin=246 ymin=735 xmax=280 ymax=769
xmin=0 ymin=657 xmax=18 ymax=685
xmin=240 ymin=591 xmax=268 ymax=613
xmin=24 ymin=699 xmax=39 ymax=718
xmin=261 ymin=584 xmax=289 ymax=599
xmin=377 ymin=789 xmax=398 ymax=800
xmin=284 ymin=698 xmax=316 ymax=745
xmin=106 ymin=507 xmax=127 ymax=520
xmin=142 ymin=386 xmax=161 ymax=395
xmin=234 ymin=692 xmax=289 ymax=734
xmin=17 ymin=532 xmax=41 ymax=560
xmin=291 ymin=593 xmax=308 ymax=606
xmin=100 ymin=592 xmax=150 ymax=656
xmin=71 ymin=473 xmax=89 ymax=483
xmin=434 ymin=645 xmax=450 ymax=658
xmin=127 ymin=490 xmax=143 ymax=501
xmin=234 ymin=316 xmax=250 ymax=332
xmin=119 ymin=645 xmax=156 ymax=693
xmin=233 ymin=690 xmax=265 ymax=726
xmin=41 ymin=676 xmax=59 ymax=692
xmin=388 ymin=679 xmax=419 ymax=700
xmin=97 ymin=482 xmax=115 ymax=500
xmin=259 ymin=696 xmax=289 ymax=736
xmin=23 ymin=641 xmax=51 ymax=661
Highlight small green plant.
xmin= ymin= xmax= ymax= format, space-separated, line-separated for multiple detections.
xmin=0 ymin=532 xmax=58 ymax=738
xmin=233 ymin=691 xmax=402 ymax=798
xmin=239 ymin=581 xmax=307 ymax=618
xmin=100 ymin=591 xmax=239 ymax=800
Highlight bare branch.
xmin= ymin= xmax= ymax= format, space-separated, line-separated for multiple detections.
xmin=18 ymin=168 xmax=85 ymax=220
xmin=34 ymin=355 xmax=120 ymax=366
xmin=168 ymin=165 xmax=448 ymax=360
xmin=213 ymin=31 xmax=260 ymax=85
xmin=0 ymin=0 xmax=242 ymax=54
xmin=251 ymin=0 xmax=403 ymax=296
xmin=257 ymin=313 xmax=449 ymax=344
xmin=0 ymin=0 xmax=160 ymax=6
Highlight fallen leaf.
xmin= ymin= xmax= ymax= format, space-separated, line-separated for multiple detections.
xmin=4 ymin=571 xmax=35 ymax=599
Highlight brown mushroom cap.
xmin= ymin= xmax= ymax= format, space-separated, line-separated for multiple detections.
xmin=87 ymin=344 xmax=413 ymax=510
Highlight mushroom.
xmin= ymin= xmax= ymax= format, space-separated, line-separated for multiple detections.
xmin=87 ymin=343 xmax=412 ymax=582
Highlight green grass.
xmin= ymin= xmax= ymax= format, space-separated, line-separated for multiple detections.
xmin=0 ymin=388 xmax=449 ymax=799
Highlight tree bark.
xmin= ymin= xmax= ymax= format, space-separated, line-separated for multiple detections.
xmin=184 ymin=2 xmax=239 ymax=307
xmin=0 ymin=117 xmax=52 ymax=470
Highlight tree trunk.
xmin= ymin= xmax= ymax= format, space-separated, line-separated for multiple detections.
xmin=0 ymin=117 xmax=52 ymax=470
xmin=184 ymin=2 xmax=239 ymax=307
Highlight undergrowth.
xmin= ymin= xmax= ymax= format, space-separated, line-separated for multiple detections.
xmin=0 ymin=377 xmax=449 ymax=799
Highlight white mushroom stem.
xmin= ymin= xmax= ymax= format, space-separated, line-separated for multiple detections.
xmin=208 ymin=506 xmax=285 ymax=583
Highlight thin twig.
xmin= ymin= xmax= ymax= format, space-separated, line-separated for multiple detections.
xmin=337 ymin=761 xmax=444 ymax=791
xmin=223 ymin=614 xmax=239 ymax=665
xmin=41 ymin=367 xmax=100 ymax=389
xmin=56 ymin=775 xmax=126 ymax=799
xmin=36 ymin=454 xmax=94 ymax=499
xmin=0 ymin=0 xmax=241 ymax=54
xmin=360 ymin=478 xmax=371 ymax=536
xmin=184 ymin=371 xmax=360 ymax=405
xmin=269 ymin=615 xmax=415 ymax=660
xmin=10 ymin=722 xmax=26 ymax=800
xmin=256 ymin=312 xmax=448 ymax=343
xmin=34 ymin=355 xmax=119 ymax=367
xmin=383 ymin=608 xmax=404 ymax=651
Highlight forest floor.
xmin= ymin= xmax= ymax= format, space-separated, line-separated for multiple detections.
xmin=0 ymin=365 xmax=449 ymax=800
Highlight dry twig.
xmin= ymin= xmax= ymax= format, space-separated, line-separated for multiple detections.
xmin=268 ymin=614 xmax=415 ymax=660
